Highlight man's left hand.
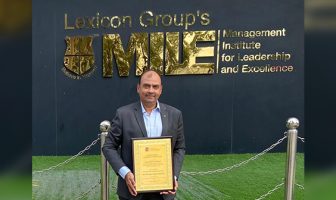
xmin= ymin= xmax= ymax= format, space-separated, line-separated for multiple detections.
xmin=160 ymin=179 xmax=178 ymax=195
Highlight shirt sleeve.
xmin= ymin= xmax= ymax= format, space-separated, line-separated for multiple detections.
xmin=118 ymin=166 xmax=131 ymax=179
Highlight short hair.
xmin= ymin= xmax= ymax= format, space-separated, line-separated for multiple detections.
xmin=138 ymin=69 xmax=162 ymax=84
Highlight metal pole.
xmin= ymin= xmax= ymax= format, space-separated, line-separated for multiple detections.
xmin=100 ymin=120 xmax=111 ymax=200
xmin=284 ymin=117 xmax=299 ymax=200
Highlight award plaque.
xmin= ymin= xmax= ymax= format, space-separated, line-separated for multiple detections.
xmin=132 ymin=137 xmax=174 ymax=193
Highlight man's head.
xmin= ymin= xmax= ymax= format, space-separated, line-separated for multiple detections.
xmin=137 ymin=70 xmax=162 ymax=107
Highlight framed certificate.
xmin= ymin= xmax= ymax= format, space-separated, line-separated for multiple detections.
xmin=132 ymin=137 xmax=174 ymax=193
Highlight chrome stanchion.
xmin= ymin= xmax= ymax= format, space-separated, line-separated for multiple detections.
xmin=284 ymin=117 xmax=299 ymax=200
xmin=100 ymin=121 xmax=111 ymax=200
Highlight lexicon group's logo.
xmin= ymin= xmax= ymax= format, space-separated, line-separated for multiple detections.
xmin=62 ymin=36 xmax=97 ymax=79
xmin=62 ymin=31 xmax=216 ymax=79
xmin=62 ymin=11 xmax=295 ymax=79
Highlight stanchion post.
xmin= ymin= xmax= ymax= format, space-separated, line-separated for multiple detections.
xmin=284 ymin=117 xmax=299 ymax=200
xmin=100 ymin=121 xmax=111 ymax=200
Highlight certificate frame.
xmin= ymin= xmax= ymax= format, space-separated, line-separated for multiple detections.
xmin=132 ymin=136 xmax=174 ymax=193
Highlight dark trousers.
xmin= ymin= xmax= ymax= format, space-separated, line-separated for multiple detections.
xmin=119 ymin=193 xmax=164 ymax=200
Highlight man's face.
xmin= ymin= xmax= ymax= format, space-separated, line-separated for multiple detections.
xmin=137 ymin=71 xmax=162 ymax=105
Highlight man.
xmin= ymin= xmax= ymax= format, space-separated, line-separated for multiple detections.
xmin=103 ymin=70 xmax=186 ymax=200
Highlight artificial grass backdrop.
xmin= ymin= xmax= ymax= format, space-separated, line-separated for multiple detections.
xmin=33 ymin=153 xmax=304 ymax=200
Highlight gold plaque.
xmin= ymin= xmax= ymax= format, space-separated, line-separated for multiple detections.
xmin=132 ymin=137 xmax=173 ymax=193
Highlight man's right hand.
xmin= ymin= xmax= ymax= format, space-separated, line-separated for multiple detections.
xmin=125 ymin=172 xmax=137 ymax=196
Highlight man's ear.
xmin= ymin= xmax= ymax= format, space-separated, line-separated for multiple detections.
xmin=136 ymin=84 xmax=140 ymax=93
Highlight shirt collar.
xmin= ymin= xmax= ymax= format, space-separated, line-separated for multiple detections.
xmin=140 ymin=101 xmax=160 ymax=114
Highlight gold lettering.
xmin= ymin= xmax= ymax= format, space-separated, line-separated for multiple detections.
xmin=139 ymin=11 xmax=154 ymax=28
xmin=155 ymin=15 xmax=162 ymax=27
xmin=122 ymin=16 xmax=132 ymax=28
xmin=184 ymin=13 xmax=195 ymax=30
xmin=96 ymin=13 xmax=100 ymax=28
xmin=161 ymin=14 xmax=172 ymax=26
xmin=182 ymin=31 xmax=215 ymax=74
xmin=165 ymin=32 xmax=185 ymax=75
xmin=111 ymin=16 xmax=121 ymax=28
xmin=101 ymin=17 xmax=110 ymax=28
xmin=86 ymin=13 xmax=100 ymax=29
xmin=173 ymin=14 xmax=183 ymax=27
xmin=86 ymin=17 xmax=95 ymax=28
xmin=221 ymin=65 xmax=239 ymax=74
xmin=150 ymin=32 xmax=164 ymax=75
xmin=242 ymin=65 xmax=249 ymax=73
xmin=75 ymin=17 xmax=85 ymax=29
xmin=165 ymin=30 xmax=215 ymax=75
xmin=64 ymin=13 xmax=74 ymax=30
xmin=103 ymin=33 xmax=149 ymax=77
xmin=200 ymin=13 xmax=211 ymax=26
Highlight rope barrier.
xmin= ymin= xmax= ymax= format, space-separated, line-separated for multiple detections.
xmin=33 ymin=129 xmax=304 ymax=199
xmin=255 ymin=182 xmax=284 ymax=200
xmin=298 ymin=136 xmax=305 ymax=143
xmin=33 ymin=134 xmax=111 ymax=200
xmin=180 ymin=134 xmax=287 ymax=176
xmin=75 ymin=179 xmax=101 ymax=200
xmin=295 ymin=183 xmax=304 ymax=190
xmin=74 ymin=179 xmax=117 ymax=200
xmin=33 ymin=136 xmax=100 ymax=174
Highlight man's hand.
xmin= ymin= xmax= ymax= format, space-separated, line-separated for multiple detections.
xmin=160 ymin=179 xmax=178 ymax=195
xmin=125 ymin=172 xmax=137 ymax=196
